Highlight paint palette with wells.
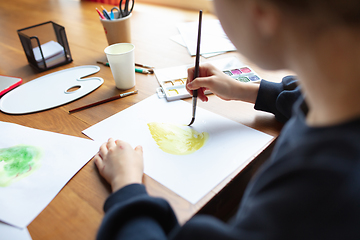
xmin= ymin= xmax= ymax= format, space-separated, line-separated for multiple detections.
xmin=154 ymin=57 xmax=262 ymax=101
xmin=155 ymin=77 xmax=200 ymax=101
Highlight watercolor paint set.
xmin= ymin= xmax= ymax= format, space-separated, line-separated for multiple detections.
xmin=154 ymin=57 xmax=262 ymax=101
xmin=223 ymin=66 xmax=261 ymax=83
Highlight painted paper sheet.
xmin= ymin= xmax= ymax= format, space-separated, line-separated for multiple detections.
xmin=0 ymin=121 xmax=99 ymax=228
xmin=83 ymin=95 xmax=273 ymax=204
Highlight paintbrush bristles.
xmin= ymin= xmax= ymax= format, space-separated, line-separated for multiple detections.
xmin=188 ymin=118 xmax=195 ymax=126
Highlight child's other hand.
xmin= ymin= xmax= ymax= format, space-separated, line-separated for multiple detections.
xmin=186 ymin=63 xmax=259 ymax=103
xmin=94 ymin=138 xmax=144 ymax=193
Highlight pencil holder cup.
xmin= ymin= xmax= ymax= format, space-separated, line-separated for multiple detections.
xmin=100 ymin=13 xmax=132 ymax=46
xmin=17 ymin=21 xmax=73 ymax=72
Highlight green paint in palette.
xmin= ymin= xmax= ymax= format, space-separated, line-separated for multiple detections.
xmin=0 ymin=145 xmax=42 ymax=187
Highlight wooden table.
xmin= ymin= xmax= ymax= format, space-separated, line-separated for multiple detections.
xmin=0 ymin=0 xmax=289 ymax=239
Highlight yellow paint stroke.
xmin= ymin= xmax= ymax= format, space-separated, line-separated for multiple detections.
xmin=147 ymin=122 xmax=209 ymax=155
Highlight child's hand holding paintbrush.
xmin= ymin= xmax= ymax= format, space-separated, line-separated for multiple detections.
xmin=186 ymin=63 xmax=260 ymax=104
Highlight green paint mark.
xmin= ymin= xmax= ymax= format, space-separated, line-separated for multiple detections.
xmin=236 ymin=76 xmax=250 ymax=82
xmin=0 ymin=145 xmax=42 ymax=187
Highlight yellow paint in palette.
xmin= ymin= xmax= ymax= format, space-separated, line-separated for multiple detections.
xmin=147 ymin=122 xmax=209 ymax=155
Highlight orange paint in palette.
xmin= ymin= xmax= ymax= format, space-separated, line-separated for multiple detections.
xmin=167 ymin=88 xmax=188 ymax=97
xmin=156 ymin=77 xmax=201 ymax=101
xmin=173 ymin=79 xmax=185 ymax=85
xmin=163 ymin=81 xmax=174 ymax=87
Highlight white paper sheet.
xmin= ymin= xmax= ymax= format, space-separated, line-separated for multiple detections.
xmin=0 ymin=222 xmax=32 ymax=240
xmin=83 ymin=95 xmax=273 ymax=204
xmin=0 ymin=121 xmax=99 ymax=228
xmin=170 ymin=34 xmax=226 ymax=58
xmin=32 ymin=41 xmax=63 ymax=61
xmin=177 ymin=20 xmax=236 ymax=56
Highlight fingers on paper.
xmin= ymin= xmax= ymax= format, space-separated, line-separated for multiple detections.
xmin=135 ymin=145 xmax=143 ymax=155
xmin=106 ymin=138 xmax=116 ymax=149
xmin=114 ymin=140 xmax=143 ymax=158
xmin=94 ymin=156 xmax=103 ymax=169
xmin=95 ymin=138 xmax=115 ymax=167
xmin=94 ymin=153 xmax=104 ymax=171
xmin=99 ymin=142 xmax=108 ymax=158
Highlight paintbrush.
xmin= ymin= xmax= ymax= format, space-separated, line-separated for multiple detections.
xmin=69 ymin=90 xmax=138 ymax=113
xmin=188 ymin=10 xmax=203 ymax=126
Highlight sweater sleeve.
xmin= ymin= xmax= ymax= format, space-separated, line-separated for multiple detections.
xmin=97 ymin=164 xmax=350 ymax=240
xmin=254 ymin=75 xmax=301 ymax=123
xmin=97 ymin=183 xmax=251 ymax=240
xmin=97 ymin=183 xmax=179 ymax=240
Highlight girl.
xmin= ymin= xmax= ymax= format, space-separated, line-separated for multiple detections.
xmin=94 ymin=0 xmax=360 ymax=239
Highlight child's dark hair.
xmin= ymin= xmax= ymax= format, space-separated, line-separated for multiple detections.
xmin=269 ymin=0 xmax=360 ymax=26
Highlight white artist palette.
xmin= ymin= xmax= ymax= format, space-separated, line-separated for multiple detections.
xmin=0 ymin=66 xmax=103 ymax=114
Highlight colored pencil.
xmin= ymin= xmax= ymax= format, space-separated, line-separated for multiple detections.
xmin=101 ymin=6 xmax=111 ymax=20
xmin=96 ymin=8 xmax=106 ymax=19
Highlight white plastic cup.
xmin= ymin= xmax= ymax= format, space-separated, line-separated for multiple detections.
xmin=104 ymin=43 xmax=135 ymax=90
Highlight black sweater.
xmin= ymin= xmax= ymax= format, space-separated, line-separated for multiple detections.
xmin=97 ymin=76 xmax=360 ymax=240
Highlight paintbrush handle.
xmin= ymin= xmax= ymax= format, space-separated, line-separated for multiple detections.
xmin=69 ymin=90 xmax=138 ymax=113
xmin=194 ymin=10 xmax=202 ymax=81
xmin=192 ymin=10 xmax=202 ymax=98
xmin=188 ymin=10 xmax=203 ymax=126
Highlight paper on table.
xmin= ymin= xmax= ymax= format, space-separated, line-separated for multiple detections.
xmin=37 ymin=52 xmax=66 ymax=68
xmin=154 ymin=57 xmax=246 ymax=83
xmin=32 ymin=40 xmax=64 ymax=62
xmin=83 ymin=95 xmax=273 ymax=204
xmin=33 ymin=40 xmax=66 ymax=68
xmin=177 ymin=20 xmax=236 ymax=56
xmin=170 ymin=34 xmax=226 ymax=58
xmin=0 ymin=121 xmax=100 ymax=228
xmin=0 ymin=222 xmax=32 ymax=240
